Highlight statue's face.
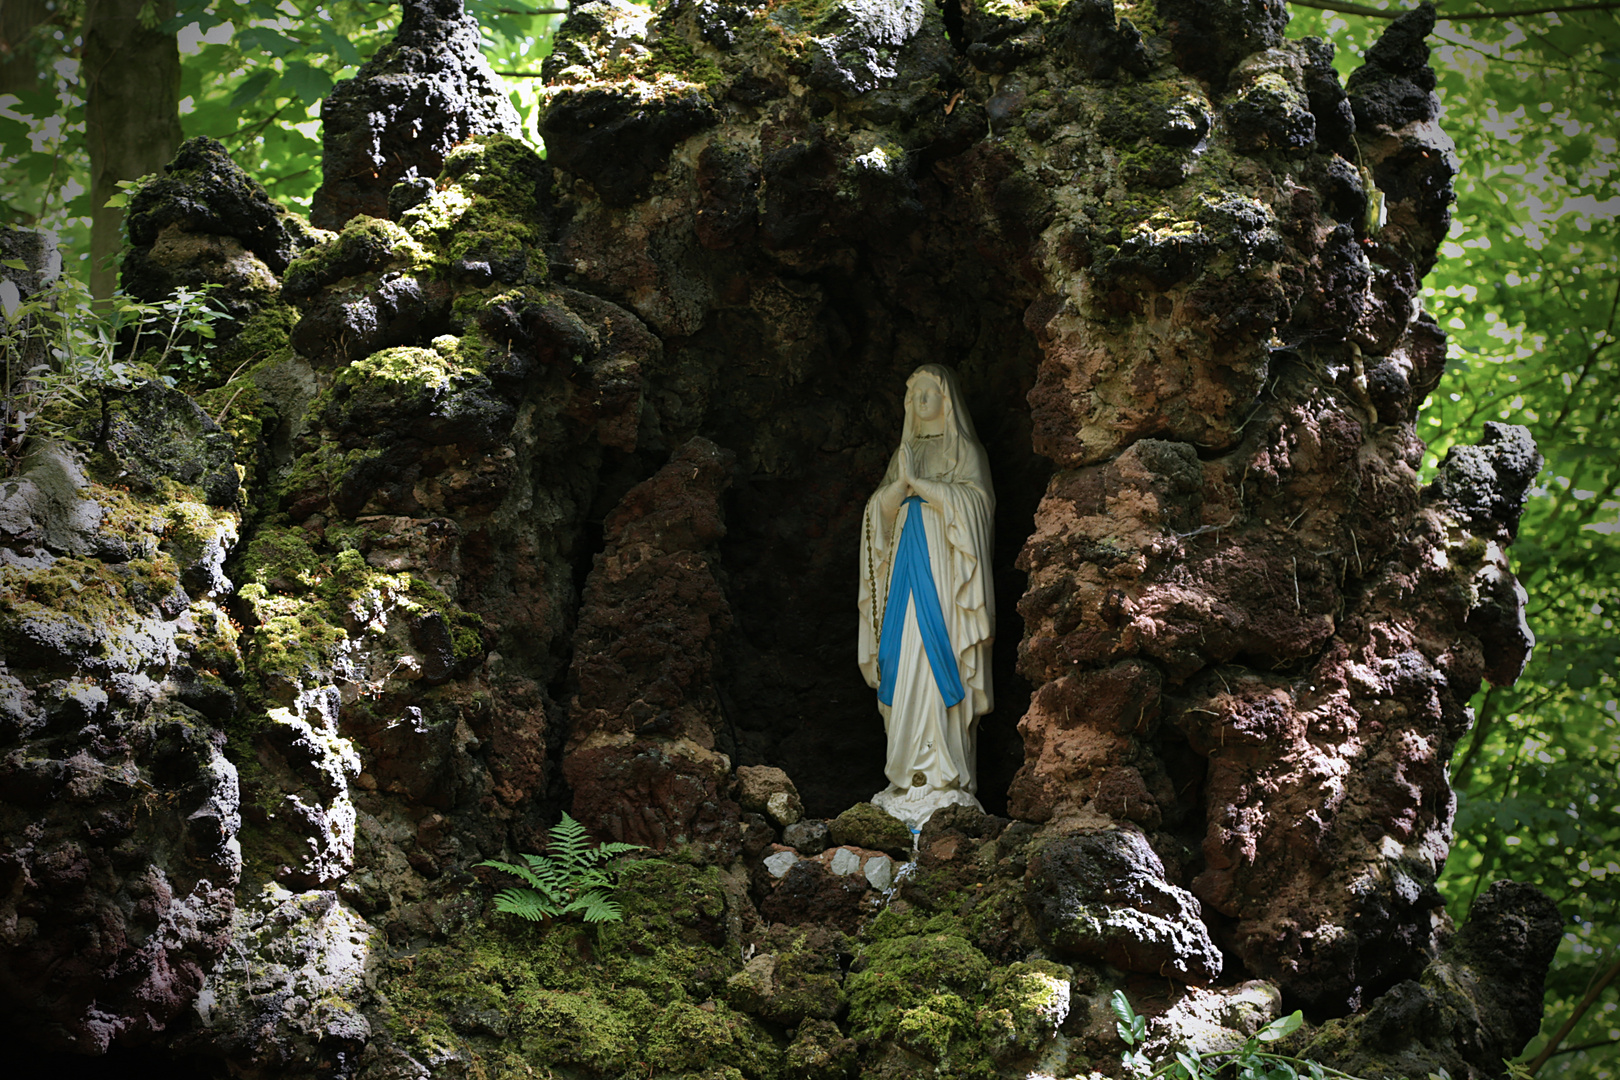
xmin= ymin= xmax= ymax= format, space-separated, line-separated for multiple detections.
xmin=911 ymin=377 xmax=944 ymax=422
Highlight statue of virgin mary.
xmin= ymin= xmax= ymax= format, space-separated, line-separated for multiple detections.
xmin=858 ymin=364 xmax=994 ymax=828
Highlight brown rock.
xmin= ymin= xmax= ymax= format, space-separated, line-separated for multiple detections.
xmin=736 ymin=765 xmax=805 ymax=827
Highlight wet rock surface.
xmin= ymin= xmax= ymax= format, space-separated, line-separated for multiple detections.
xmin=1 ymin=0 xmax=1556 ymax=1077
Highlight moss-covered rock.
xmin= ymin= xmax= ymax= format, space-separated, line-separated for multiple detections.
xmin=784 ymin=1018 xmax=858 ymax=1080
xmin=977 ymin=959 xmax=1073 ymax=1065
xmin=846 ymin=925 xmax=990 ymax=1041
xmin=124 ymin=136 xmax=325 ymax=277
xmin=401 ymin=135 xmax=549 ymax=287
xmin=724 ymin=924 xmax=848 ymax=1025
xmin=235 ymin=521 xmax=484 ymax=705
xmin=84 ymin=378 xmax=241 ymax=507
xmin=282 ymin=216 xmax=431 ymax=302
xmin=385 ymin=859 xmax=788 ymax=1077
xmin=827 ymin=802 xmax=912 ymax=856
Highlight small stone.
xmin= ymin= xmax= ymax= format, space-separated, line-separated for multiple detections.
xmin=736 ymin=765 xmax=805 ymax=827
xmin=827 ymin=847 xmax=861 ymax=877
xmin=764 ymin=849 xmax=800 ymax=878
xmin=863 ymin=854 xmax=894 ymax=892
xmin=767 ymin=790 xmax=803 ymax=826
xmin=783 ymin=819 xmax=830 ymax=854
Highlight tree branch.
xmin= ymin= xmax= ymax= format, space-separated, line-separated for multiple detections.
xmin=1450 ymin=684 xmax=1498 ymax=791
xmin=1288 ymin=0 xmax=1620 ymax=19
xmin=1548 ymin=1036 xmax=1620 ymax=1059
xmin=1527 ymin=953 xmax=1620 ymax=1074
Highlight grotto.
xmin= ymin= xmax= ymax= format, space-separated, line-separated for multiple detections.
xmin=0 ymin=0 xmax=1561 ymax=1077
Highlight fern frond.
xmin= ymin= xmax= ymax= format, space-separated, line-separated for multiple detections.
xmin=547 ymin=813 xmax=594 ymax=866
xmin=478 ymin=859 xmax=548 ymax=891
xmin=490 ymin=888 xmax=562 ymax=922
xmin=479 ymin=859 xmax=568 ymax=905
xmin=484 ymin=815 xmax=646 ymax=928
xmin=518 ymin=852 xmax=572 ymax=891
xmin=565 ymin=890 xmax=624 ymax=924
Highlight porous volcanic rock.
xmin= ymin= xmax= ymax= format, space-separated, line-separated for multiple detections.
xmin=563 ymin=437 xmax=743 ymax=858
xmin=311 ymin=0 xmax=523 ymax=230
xmin=7 ymin=0 xmax=1557 ymax=1075
xmin=0 ymin=432 xmax=242 ymax=1052
xmin=1026 ymin=828 xmax=1222 ymax=984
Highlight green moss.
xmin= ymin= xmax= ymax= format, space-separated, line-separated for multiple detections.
xmin=216 ymin=301 xmax=297 ymax=373
xmin=515 ymin=987 xmax=644 ymax=1072
xmin=1 ymin=555 xmax=169 ymax=651
xmin=646 ymin=32 xmax=724 ymax=84
xmin=400 ymin=576 xmax=485 ymax=666
xmin=2 ymin=481 xmax=233 ymax=635
xmin=645 ymin=1000 xmax=783 ymax=1077
xmin=1096 ymin=79 xmax=1206 ymax=149
xmin=249 ymin=606 xmax=348 ymax=684
xmin=979 ymin=0 xmax=1052 ymax=22
xmin=1121 ymin=143 xmax=1192 ymax=188
xmin=235 ymin=522 xmax=484 ymax=696
xmin=241 ymin=525 xmax=320 ymax=592
xmin=275 ymin=443 xmax=372 ymax=515
xmin=282 ymin=216 xmax=430 ymax=296
xmin=402 ymin=136 xmax=548 ymax=286
xmin=384 ymin=859 xmax=786 ymax=1078
xmin=827 ymin=801 xmax=913 ymax=854
xmin=314 ymin=342 xmax=481 ymax=436
xmin=1115 ymin=0 xmax=1162 ymax=34
xmin=863 ymin=906 xmax=972 ymax=943
xmin=894 ymin=993 xmax=976 ymax=1065
xmin=978 ymin=960 xmax=1072 ymax=1062
xmin=846 ymin=930 xmax=991 ymax=1042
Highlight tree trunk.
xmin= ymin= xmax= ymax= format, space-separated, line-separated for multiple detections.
xmin=82 ymin=0 xmax=182 ymax=298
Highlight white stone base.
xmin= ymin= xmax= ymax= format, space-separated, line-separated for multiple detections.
xmin=870 ymin=785 xmax=982 ymax=831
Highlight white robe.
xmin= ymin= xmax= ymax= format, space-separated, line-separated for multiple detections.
xmin=858 ymin=438 xmax=994 ymax=799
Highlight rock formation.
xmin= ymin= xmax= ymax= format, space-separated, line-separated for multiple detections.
xmin=0 ymin=1 xmax=1560 ymax=1077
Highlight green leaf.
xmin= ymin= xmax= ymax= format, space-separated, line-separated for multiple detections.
xmin=229 ymin=68 xmax=279 ymax=108
xmin=236 ymin=26 xmax=302 ymax=58
xmin=316 ymin=23 xmax=364 ymax=67
xmin=1257 ymin=1011 xmax=1303 ymax=1043
xmin=279 ymin=62 xmax=334 ymax=104
xmin=1110 ymin=989 xmax=1139 ymax=1045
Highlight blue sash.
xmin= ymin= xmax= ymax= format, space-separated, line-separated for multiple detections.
xmin=878 ymin=496 xmax=966 ymax=708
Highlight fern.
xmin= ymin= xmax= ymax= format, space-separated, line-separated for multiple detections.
xmin=478 ymin=813 xmax=643 ymax=926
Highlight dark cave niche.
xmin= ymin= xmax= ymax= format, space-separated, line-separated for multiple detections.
xmin=661 ymin=252 xmax=1052 ymax=819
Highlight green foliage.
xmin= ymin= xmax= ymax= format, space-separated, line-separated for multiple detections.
xmin=1112 ymin=991 xmax=1362 ymax=1080
xmin=478 ymin=813 xmax=644 ymax=925
xmin=1287 ymin=4 xmax=1620 ymax=1077
xmin=1 ymin=268 xmax=225 ymax=469
xmin=1 ymin=0 xmax=560 ymax=278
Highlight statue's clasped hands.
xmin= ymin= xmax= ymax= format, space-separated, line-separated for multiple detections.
xmin=899 ymin=441 xmax=939 ymax=503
